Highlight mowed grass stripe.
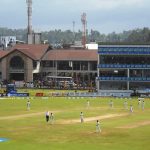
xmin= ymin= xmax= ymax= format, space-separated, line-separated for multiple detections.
xmin=58 ymin=113 xmax=128 ymax=124
xmin=0 ymin=93 xmax=150 ymax=150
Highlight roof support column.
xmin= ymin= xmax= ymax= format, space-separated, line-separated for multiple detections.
xmin=25 ymin=58 xmax=33 ymax=82
xmin=1 ymin=59 xmax=7 ymax=81
xmin=127 ymin=69 xmax=130 ymax=90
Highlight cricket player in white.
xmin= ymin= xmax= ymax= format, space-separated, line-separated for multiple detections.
xmin=27 ymin=100 xmax=30 ymax=110
xmin=86 ymin=100 xmax=90 ymax=109
xmin=109 ymin=100 xmax=113 ymax=109
xmin=142 ymin=100 xmax=145 ymax=111
xmin=96 ymin=120 xmax=101 ymax=133
xmin=138 ymin=99 xmax=141 ymax=109
xmin=49 ymin=113 xmax=54 ymax=124
xmin=130 ymin=105 xmax=133 ymax=113
xmin=124 ymin=100 xmax=128 ymax=110
xmin=80 ymin=112 xmax=84 ymax=123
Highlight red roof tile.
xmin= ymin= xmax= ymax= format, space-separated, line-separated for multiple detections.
xmin=42 ymin=49 xmax=98 ymax=61
xmin=0 ymin=44 xmax=49 ymax=60
xmin=12 ymin=44 xmax=49 ymax=60
xmin=0 ymin=50 xmax=9 ymax=59
xmin=1 ymin=45 xmax=97 ymax=62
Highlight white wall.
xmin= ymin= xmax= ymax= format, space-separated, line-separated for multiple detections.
xmin=86 ymin=43 xmax=98 ymax=50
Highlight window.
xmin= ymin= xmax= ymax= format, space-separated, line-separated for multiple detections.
xmin=10 ymin=56 xmax=24 ymax=69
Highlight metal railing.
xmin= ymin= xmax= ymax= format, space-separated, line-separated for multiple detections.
xmin=97 ymin=77 xmax=150 ymax=81
xmin=98 ymin=64 xmax=150 ymax=68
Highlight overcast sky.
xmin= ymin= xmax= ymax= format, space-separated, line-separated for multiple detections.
xmin=0 ymin=0 xmax=150 ymax=34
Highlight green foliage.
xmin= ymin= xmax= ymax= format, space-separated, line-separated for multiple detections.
xmin=1 ymin=27 xmax=150 ymax=44
xmin=0 ymin=27 xmax=27 ymax=41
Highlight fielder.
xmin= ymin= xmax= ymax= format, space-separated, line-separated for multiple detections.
xmin=86 ymin=100 xmax=90 ymax=109
xmin=50 ymin=113 xmax=54 ymax=124
xmin=96 ymin=120 xmax=101 ymax=133
xmin=142 ymin=100 xmax=145 ymax=111
xmin=138 ymin=99 xmax=141 ymax=109
xmin=27 ymin=100 xmax=30 ymax=110
xmin=124 ymin=100 xmax=128 ymax=110
xmin=80 ymin=112 xmax=84 ymax=123
xmin=109 ymin=100 xmax=113 ymax=109
xmin=130 ymin=105 xmax=133 ymax=113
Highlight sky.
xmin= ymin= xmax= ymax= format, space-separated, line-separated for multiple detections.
xmin=0 ymin=0 xmax=150 ymax=34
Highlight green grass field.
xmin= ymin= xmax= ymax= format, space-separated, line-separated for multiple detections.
xmin=0 ymin=91 xmax=150 ymax=150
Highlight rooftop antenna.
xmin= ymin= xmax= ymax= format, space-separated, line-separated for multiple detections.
xmin=81 ymin=12 xmax=87 ymax=49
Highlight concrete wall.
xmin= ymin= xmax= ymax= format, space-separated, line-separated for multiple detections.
xmin=1 ymin=51 xmax=33 ymax=82
xmin=25 ymin=57 xmax=33 ymax=82
xmin=1 ymin=58 xmax=7 ymax=80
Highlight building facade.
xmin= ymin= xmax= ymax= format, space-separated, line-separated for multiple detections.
xmin=0 ymin=44 xmax=97 ymax=87
xmin=0 ymin=36 xmax=16 ymax=49
xmin=97 ymin=45 xmax=150 ymax=96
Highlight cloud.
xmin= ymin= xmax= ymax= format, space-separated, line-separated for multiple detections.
xmin=34 ymin=0 xmax=146 ymax=12
xmin=90 ymin=0 xmax=144 ymax=10
xmin=0 ymin=0 xmax=150 ymax=33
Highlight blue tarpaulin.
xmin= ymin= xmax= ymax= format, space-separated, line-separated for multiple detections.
xmin=0 ymin=138 xmax=9 ymax=142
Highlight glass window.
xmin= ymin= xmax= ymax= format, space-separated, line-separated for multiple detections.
xmin=10 ymin=56 xmax=24 ymax=69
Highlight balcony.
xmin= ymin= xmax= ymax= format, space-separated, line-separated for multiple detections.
xmin=9 ymin=69 xmax=24 ymax=73
xmin=98 ymin=47 xmax=150 ymax=55
xmin=97 ymin=77 xmax=150 ymax=81
xmin=98 ymin=64 xmax=150 ymax=69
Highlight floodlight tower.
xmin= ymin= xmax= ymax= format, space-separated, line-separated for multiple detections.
xmin=81 ymin=13 xmax=87 ymax=49
xmin=26 ymin=0 xmax=33 ymax=44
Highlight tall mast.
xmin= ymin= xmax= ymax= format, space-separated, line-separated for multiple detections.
xmin=81 ymin=13 xmax=87 ymax=49
xmin=26 ymin=0 xmax=32 ymax=34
